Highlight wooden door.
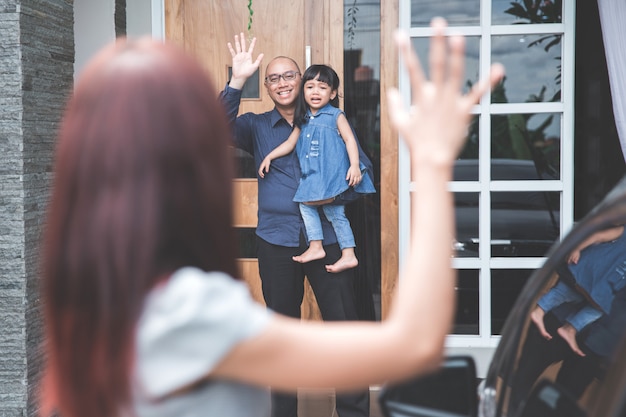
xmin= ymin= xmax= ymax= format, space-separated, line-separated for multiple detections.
xmin=164 ymin=0 xmax=344 ymax=320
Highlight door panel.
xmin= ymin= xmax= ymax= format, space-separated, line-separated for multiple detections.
xmin=165 ymin=0 xmax=343 ymax=320
xmin=232 ymin=179 xmax=257 ymax=227
xmin=165 ymin=0 xmax=304 ymax=115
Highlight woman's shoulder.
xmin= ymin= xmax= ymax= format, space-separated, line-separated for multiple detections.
xmin=150 ymin=268 xmax=245 ymax=304
xmin=135 ymin=267 xmax=272 ymax=398
xmin=139 ymin=267 xmax=271 ymax=349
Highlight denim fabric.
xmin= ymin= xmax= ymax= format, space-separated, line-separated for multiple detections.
xmin=538 ymin=281 xmax=602 ymax=333
xmin=300 ymin=203 xmax=356 ymax=250
xmin=566 ymin=305 xmax=603 ymax=332
xmin=538 ymin=281 xmax=585 ymax=313
xmin=219 ymin=85 xmax=338 ymax=247
xmin=568 ymin=229 xmax=626 ymax=314
xmin=322 ymin=204 xmax=355 ymax=249
xmin=293 ymin=104 xmax=375 ymax=203
xmin=299 ymin=203 xmax=324 ymax=242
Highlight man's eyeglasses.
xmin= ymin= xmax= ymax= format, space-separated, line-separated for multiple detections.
xmin=264 ymin=71 xmax=300 ymax=85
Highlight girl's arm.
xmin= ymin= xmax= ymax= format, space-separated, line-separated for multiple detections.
xmin=568 ymin=225 xmax=625 ymax=264
xmin=213 ymin=19 xmax=504 ymax=391
xmin=336 ymin=114 xmax=362 ymax=187
xmin=258 ymin=127 xmax=300 ymax=178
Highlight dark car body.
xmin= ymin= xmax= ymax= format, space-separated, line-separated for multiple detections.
xmin=453 ymin=159 xmax=560 ymax=258
xmin=379 ymin=177 xmax=626 ymax=417
xmin=453 ymin=159 xmax=560 ymax=335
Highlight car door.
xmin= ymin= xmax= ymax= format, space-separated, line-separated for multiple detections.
xmin=479 ymin=176 xmax=626 ymax=417
xmin=378 ymin=176 xmax=626 ymax=417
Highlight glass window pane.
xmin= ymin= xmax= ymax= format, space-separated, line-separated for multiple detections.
xmin=491 ymin=191 xmax=560 ymax=257
xmin=492 ymin=35 xmax=562 ymax=104
xmin=344 ymin=1 xmax=382 ymax=321
xmin=410 ymin=0 xmax=480 ymax=27
xmin=228 ymin=67 xmax=260 ymax=99
xmin=411 ymin=36 xmax=480 ymax=95
xmin=492 ymin=0 xmax=562 ymax=25
xmin=491 ymin=269 xmax=533 ymax=335
xmin=455 ymin=115 xmax=480 ymax=182
xmin=491 ymin=113 xmax=561 ymax=180
xmin=454 ymin=270 xmax=479 ymax=334
xmin=454 ymin=192 xmax=479 ymax=258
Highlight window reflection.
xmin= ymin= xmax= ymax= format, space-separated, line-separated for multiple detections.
xmin=454 ymin=116 xmax=481 ymax=181
xmin=492 ymin=34 xmax=562 ymax=104
xmin=492 ymin=0 xmax=562 ymax=25
xmin=454 ymin=191 xmax=560 ymax=259
xmin=410 ymin=0 xmax=479 ymax=27
xmin=411 ymin=37 xmax=480 ymax=95
xmin=454 ymin=192 xmax=479 ymax=258
xmin=344 ymin=1 xmax=381 ymax=321
xmin=491 ymin=191 xmax=560 ymax=257
xmin=503 ymin=223 xmax=626 ymax=417
xmin=491 ymin=113 xmax=561 ymax=180
xmin=455 ymin=270 xmax=479 ymax=334
xmin=491 ymin=269 xmax=533 ymax=335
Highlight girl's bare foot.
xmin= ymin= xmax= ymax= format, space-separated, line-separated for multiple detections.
xmin=293 ymin=242 xmax=325 ymax=263
xmin=558 ymin=324 xmax=585 ymax=356
xmin=530 ymin=306 xmax=552 ymax=340
xmin=325 ymin=254 xmax=358 ymax=273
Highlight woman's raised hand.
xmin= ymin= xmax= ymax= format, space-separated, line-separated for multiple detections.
xmin=387 ymin=18 xmax=504 ymax=167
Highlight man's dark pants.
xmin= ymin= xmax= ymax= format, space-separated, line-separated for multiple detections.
xmin=257 ymin=236 xmax=370 ymax=417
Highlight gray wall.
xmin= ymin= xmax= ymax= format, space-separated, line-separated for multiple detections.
xmin=0 ymin=0 xmax=156 ymax=413
xmin=0 ymin=0 xmax=74 ymax=415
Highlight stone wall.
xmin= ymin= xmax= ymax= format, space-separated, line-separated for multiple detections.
xmin=0 ymin=1 xmax=74 ymax=415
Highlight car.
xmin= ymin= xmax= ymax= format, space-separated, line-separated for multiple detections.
xmin=453 ymin=159 xmax=561 ymax=335
xmin=378 ymin=176 xmax=626 ymax=417
xmin=453 ymin=158 xmax=560 ymax=258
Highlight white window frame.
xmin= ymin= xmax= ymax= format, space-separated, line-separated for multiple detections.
xmin=398 ymin=0 xmax=575 ymax=374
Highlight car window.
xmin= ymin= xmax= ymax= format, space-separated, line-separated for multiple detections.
xmin=480 ymin=179 xmax=626 ymax=417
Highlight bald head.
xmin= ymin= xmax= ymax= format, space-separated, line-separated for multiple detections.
xmin=266 ymin=56 xmax=301 ymax=74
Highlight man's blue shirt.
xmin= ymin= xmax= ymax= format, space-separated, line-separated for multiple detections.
xmin=219 ymin=85 xmax=338 ymax=247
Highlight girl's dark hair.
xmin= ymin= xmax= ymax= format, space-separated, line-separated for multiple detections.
xmin=40 ymin=38 xmax=238 ymax=417
xmin=294 ymin=64 xmax=340 ymax=126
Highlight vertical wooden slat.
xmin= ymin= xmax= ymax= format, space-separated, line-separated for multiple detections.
xmin=164 ymin=0 xmax=184 ymax=46
xmin=380 ymin=0 xmax=400 ymax=320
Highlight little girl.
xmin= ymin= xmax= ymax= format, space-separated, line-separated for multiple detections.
xmin=531 ymin=225 xmax=626 ymax=356
xmin=259 ymin=64 xmax=375 ymax=273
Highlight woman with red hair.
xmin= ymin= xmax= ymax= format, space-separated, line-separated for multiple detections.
xmin=40 ymin=19 xmax=503 ymax=417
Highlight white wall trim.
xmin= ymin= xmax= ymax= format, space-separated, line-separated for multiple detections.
xmin=151 ymin=0 xmax=165 ymax=39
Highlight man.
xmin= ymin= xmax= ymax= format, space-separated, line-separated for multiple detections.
xmin=219 ymin=34 xmax=370 ymax=417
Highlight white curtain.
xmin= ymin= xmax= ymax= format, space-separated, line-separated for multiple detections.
xmin=597 ymin=0 xmax=626 ymax=161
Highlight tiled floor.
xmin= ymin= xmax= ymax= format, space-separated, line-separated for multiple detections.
xmin=298 ymin=388 xmax=385 ymax=417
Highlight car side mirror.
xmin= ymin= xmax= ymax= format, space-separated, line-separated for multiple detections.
xmin=378 ymin=355 xmax=478 ymax=417
xmin=515 ymin=379 xmax=585 ymax=417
